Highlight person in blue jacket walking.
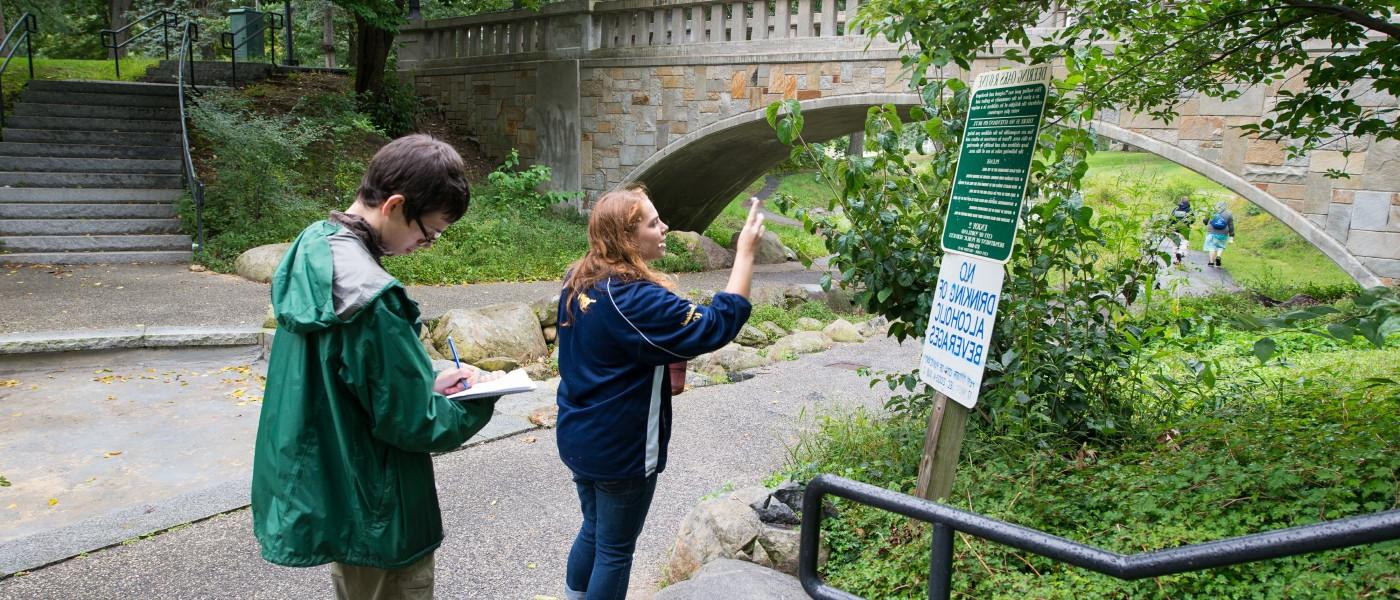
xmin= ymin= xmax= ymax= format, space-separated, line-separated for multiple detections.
xmin=555 ymin=183 xmax=767 ymax=599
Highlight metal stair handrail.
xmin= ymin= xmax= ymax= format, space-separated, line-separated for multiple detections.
xmin=101 ymin=7 xmax=179 ymax=79
xmin=0 ymin=12 xmax=37 ymax=129
xmin=176 ymin=19 xmax=206 ymax=259
xmin=799 ymin=473 xmax=1400 ymax=599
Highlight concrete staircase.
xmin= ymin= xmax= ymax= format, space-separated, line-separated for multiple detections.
xmin=0 ymin=79 xmax=191 ymax=265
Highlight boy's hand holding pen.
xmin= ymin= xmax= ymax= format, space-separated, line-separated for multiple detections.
xmin=433 ymin=338 xmax=506 ymax=396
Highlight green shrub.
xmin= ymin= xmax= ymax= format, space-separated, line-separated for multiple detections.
xmin=653 ymin=236 xmax=705 ymax=274
xmin=186 ymin=92 xmax=328 ymax=271
xmin=782 ymin=369 xmax=1400 ymax=598
xmin=482 ymin=150 xmax=581 ymax=214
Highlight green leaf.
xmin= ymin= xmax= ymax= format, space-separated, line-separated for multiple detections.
xmin=877 ymin=287 xmax=892 ymax=303
xmin=1253 ymin=338 xmax=1278 ymax=364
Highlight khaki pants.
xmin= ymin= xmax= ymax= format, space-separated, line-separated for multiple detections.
xmin=331 ymin=553 xmax=434 ymax=600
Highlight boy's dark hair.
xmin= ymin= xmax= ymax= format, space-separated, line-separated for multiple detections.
xmin=357 ymin=134 xmax=470 ymax=222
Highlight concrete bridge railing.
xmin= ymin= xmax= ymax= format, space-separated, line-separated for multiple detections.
xmin=399 ymin=5 xmax=1397 ymax=287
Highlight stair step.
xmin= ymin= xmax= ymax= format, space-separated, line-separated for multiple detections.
xmin=5 ymin=115 xmax=182 ymax=133
xmin=0 ymin=218 xmax=183 ymax=235
xmin=12 ymin=103 xmax=180 ymax=121
xmin=1 ymin=129 xmax=180 ymax=146
xmin=19 ymin=91 xmax=178 ymax=109
xmin=0 ymin=188 xmax=184 ymax=203
xmin=27 ymin=80 xmax=179 ymax=97
xmin=0 ymin=250 xmax=193 ymax=265
xmin=0 ymin=234 xmax=189 ymax=252
xmin=0 ymin=142 xmax=182 ymax=160
xmin=0 ymin=156 xmax=182 ymax=174
xmin=0 ymin=203 xmax=178 ymax=219
xmin=0 ymin=172 xmax=183 ymax=188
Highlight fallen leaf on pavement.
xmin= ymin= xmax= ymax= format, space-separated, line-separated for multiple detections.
xmin=522 ymin=436 xmax=538 ymax=444
xmin=103 ymin=451 xmax=123 ymax=458
xmin=48 ymin=498 xmax=58 ymax=507
xmin=0 ymin=379 xmax=17 ymax=388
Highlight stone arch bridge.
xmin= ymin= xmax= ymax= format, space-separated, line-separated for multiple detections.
xmin=399 ymin=0 xmax=1399 ymax=286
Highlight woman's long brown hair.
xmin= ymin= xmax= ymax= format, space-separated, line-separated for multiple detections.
xmin=561 ymin=183 xmax=676 ymax=324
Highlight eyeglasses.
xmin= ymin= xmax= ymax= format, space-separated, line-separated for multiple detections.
xmin=414 ymin=218 xmax=444 ymax=247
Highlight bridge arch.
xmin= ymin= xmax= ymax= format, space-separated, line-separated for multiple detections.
xmin=627 ymin=92 xmax=921 ymax=232
xmin=1092 ymin=122 xmax=1382 ymax=288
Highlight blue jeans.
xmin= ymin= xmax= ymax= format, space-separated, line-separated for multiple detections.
xmin=564 ymin=473 xmax=658 ymax=600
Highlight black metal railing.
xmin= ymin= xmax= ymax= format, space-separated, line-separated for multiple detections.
xmin=799 ymin=474 xmax=1400 ymax=599
xmin=0 ymin=12 xmax=37 ymax=129
xmin=220 ymin=12 xmax=282 ymax=86
xmin=101 ymin=8 xmax=178 ymax=79
xmin=175 ymin=19 xmax=206 ymax=258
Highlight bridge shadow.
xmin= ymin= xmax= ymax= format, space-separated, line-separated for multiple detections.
xmin=627 ymin=93 xmax=921 ymax=232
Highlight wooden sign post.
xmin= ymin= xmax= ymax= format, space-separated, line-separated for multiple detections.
xmin=915 ymin=64 xmax=1050 ymax=501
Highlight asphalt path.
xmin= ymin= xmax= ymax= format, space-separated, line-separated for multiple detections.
xmin=0 ymin=335 xmax=919 ymax=599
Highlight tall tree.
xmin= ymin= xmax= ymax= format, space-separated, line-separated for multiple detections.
xmin=321 ymin=0 xmax=336 ymax=67
xmin=109 ymin=0 xmax=134 ymax=58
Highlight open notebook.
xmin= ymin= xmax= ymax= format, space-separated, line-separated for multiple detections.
xmin=446 ymin=368 xmax=538 ymax=401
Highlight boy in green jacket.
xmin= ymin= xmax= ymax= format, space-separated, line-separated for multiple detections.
xmin=252 ymin=134 xmax=499 ymax=599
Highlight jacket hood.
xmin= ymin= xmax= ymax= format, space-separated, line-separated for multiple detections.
xmin=271 ymin=221 xmax=346 ymax=333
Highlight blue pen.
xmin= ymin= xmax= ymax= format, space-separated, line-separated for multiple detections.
xmin=447 ymin=338 xmax=470 ymax=390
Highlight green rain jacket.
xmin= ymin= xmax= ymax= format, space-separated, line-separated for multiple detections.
xmin=251 ymin=220 xmax=496 ymax=569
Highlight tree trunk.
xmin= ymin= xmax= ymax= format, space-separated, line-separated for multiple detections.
xmin=351 ymin=0 xmax=404 ymax=98
xmin=110 ymin=0 xmax=136 ymax=59
xmin=0 ymin=3 xmax=8 ymax=43
xmin=322 ymin=1 xmax=337 ymax=68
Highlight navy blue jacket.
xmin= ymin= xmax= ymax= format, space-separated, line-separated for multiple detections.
xmin=555 ymin=277 xmax=752 ymax=481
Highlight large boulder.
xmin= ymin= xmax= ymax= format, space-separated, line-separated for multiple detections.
xmin=668 ymin=486 xmax=805 ymax=582
xmin=768 ymin=331 xmax=833 ymax=359
xmin=670 ymin=231 xmax=734 ymax=270
xmin=822 ymin=319 xmax=862 ymax=343
xmin=234 ymin=243 xmax=290 ymax=283
xmin=749 ymin=286 xmax=789 ymax=308
xmin=731 ymin=230 xmax=790 ymax=264
xmin=758 ymin=321 xmax=788 ymax=339
xmin=734 ymin=324 xmax=768 ymax=347
xmin=793 ymin=317 xmax=825 ymax=332
xmin=692 ymin=343 xmax=773 ymax=376
xmin=529 ymin=293 xmax=560 ymax=327
xmin=859 ymin=315 xmax=890 ymax=338
xmin=655 ymin=559 xmax=808 ymax=600
xmin=433 ymin=303 xmax=548 ymax=364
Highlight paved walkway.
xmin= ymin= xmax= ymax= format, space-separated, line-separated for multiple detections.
xmin=0 ymin=262 xmax=824 ymax=335
xmin=0 ymin=336 xmax=917 ymax=599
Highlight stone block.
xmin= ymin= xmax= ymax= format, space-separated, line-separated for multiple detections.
xmin=1310 ymin=150 xmax=1367 ymax=175
xmin=797 ymin=90 xmax=821 ymax=100
xmin=1391 ymin=205 xmax=1400 ymax=232
xmin=1362 ymin=137 xmax=1400 ymax=191
xmin=1303 ymin=173 xmax=1332 ymax=214
xmin=1326 ymin=204 xmax=1352 ymax=241
xmin=1144 ymin=128 xmax=1179 ymax=145
xmin=1347 ymin=230 xmax=1400 ymax=260
xmin=1333 ymin=189 xmax=1354 ymax=204
xmin=1245 ymin=164 xmax=1306 ymax=185
xmin=1178 ymin=116 xmax=1222 ymax=140
xmin=1361 ymin=257 xmax=1400 ymax=279
xmin=1245 ymin=139 xmax=1287 ymax=165
xmin=620 ymin=144 xmax=646 ymax=166
xmin=1199 ymin=84 xmax=1265 ymax=116
xmin=671 ymin=120 xmax=689 ymax=134
xmin=1270 ymin=183 xmax=1305 ymax=200
xmin=730 ymin=71 xmax=748 ymax=97
xmin=1178 ymin=140 xmax=1221 ymax=164
xmin=1352 ymin=191 xmax=1392 ymax=231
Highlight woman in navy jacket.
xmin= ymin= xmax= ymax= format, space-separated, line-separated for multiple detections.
xmin=556 ymin=183 xmax=766 ymax=599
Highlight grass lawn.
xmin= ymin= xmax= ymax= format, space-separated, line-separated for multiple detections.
xmin=1081 ymin=151 xmax=1357 ymax=298
xmin=703 ymin=172 xmax=834 ymax=263
xmin=1 ymin=57 xmax=160 ymax=105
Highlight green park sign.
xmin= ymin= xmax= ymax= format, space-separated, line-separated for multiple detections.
xmin=940 ymin=64 xmax=1051 ymax=263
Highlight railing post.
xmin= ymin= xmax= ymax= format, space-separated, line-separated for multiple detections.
xmin=162 ymin=12 xmax=171 ymax=60
xmin=929 ymin=522 xmax=955 ymax=600
xmin=25 ymin=19 xmax=34 ymax=79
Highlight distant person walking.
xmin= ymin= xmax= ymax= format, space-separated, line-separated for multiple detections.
xmin=1171 ymin=195 xmax=1192 ymax=265
xmin=1202 ymin=200 xmax=1235 ymax=267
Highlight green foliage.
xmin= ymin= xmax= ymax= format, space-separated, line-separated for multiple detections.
xmin=749 ymin=301 xmax=851 ymax=332
xmin=359 ymin=70 xmax=420 ymax=137
xmin=781 ymin=352 xmax=1400 ymax=597
xmin=0 ymin=474 xmax=10 ymax=487
xmin=770 ymin=80 xmax=1171 ymax=441
xmin=186 ymin=91 xmax=329 ymax=270
xmin=863 ymin=0 xmax=1398 ymax=160
xmin=481 ymin=150 xmax=581 ymax=214
xmin=652 ymin=236 xmax=705 ymax=274
xmin=1 ymin=58 xmax=158 ymax=108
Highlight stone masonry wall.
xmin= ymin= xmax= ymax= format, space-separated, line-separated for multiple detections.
xmin=413 ymin=68 xmax=540 ymax=164
xmin=1104 ymin=75 xmax=1400 ymax=283
xmin=577 ymin=60 xmax=906 ymax=193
